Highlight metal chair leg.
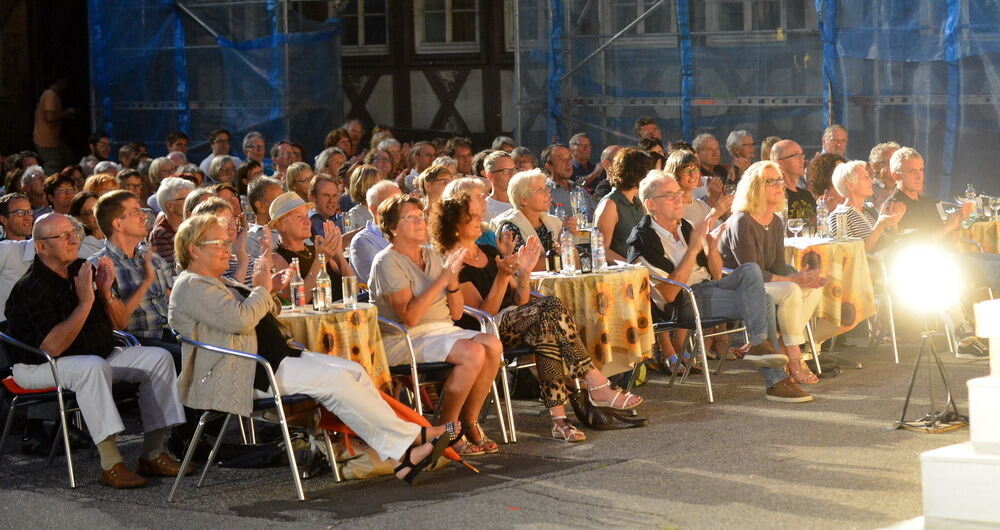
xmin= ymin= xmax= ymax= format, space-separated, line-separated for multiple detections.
xmin=322 ymin=429 xmax=341 ymax=483
xmin=55 ymin=389 xmax=75 ymax=488
xmin=490 ymin=381 xmax=508 ymax=444
xmin=249 ymin=418 xmax=257 ymax=444
xmin=498 ymin=362 xmax=516 ymax=443
xmin=274 ymin=398 xmax=305 ymax=501
xmin=805 ymin=321 xmax=822 ymax=375
xmin=168 ymin=410 xmax=213 ymax=503
xmin=0 ymin=396 xmax=21 ymax=463
xmin=196 ymin=414 xmax=232 ymax=488
xmin=237 ymin=416 xmax=248 ymax=444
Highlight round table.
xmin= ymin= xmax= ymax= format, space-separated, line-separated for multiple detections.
xmin=530 ymin=265 xmax=654 ymax=376
xmin=784 ymin=237 xmax=877 ymax=336
xmin=961 ymin=220 xmax=1000 ymax=254
xmin=277 ymin=302 xmax=391 ymax=390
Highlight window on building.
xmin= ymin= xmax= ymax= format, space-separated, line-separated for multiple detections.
xmin=415 ymin=0 xmax=480 ymax=54
xmin=692 ymin=0 xmax=810 ymax=33
xmin=291 ymin=0 xmax=388 ymax=55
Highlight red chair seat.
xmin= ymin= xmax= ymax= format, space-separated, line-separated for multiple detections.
xmin=2 ymin=376 xmax=56 ymax=395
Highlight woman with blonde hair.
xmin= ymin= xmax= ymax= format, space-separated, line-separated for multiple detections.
xmin=718 ymin=161 xmax=828 ymax=384
xmin=345 ymin=163 xmax=382 ymax=229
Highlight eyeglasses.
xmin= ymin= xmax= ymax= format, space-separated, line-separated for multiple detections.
xmin=778 ymin=152 xmax=805 ymax=161
xmin=197 ymin=239 xmax=234 ymax=250
xmin=211 ymin=138 xmax=230 ymax=144
xmin=119 ymin=208 xmax=147 ymax=219
xmin=765 ymin=178 xmax=785 ymax=187
xmin=491 ymin=167 xmax=517 ymax=175
xmin=37 ymin=230 xmax=81 ymax=243
xmin=53 ymin=188 xmax=76 ymax=195
xmin=650 ymin=191 xmax=684 ymax=202
xmin=676 ymin=167 xmax=700 ymax=176
xmin=399 ymin=214 xmax=427 ymax=224
xmin=529 ymin=186 xmax=551 ymax=195
xmin=5 ymin=209 xmax=33 ymax=218
xmin=247 ymin=145 xmax=265 ymax=151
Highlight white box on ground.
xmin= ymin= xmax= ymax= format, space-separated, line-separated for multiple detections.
xmin=921 ymin=442 xmax=1000 ymax=524
xmin=968 ymin=376 xmax=1000 ymax=452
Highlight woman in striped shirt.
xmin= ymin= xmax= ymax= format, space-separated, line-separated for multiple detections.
xmin=828 ymin=160 xmax=905 ymax=252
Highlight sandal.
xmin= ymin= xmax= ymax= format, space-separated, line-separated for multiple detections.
xmin=789 ymin=362 xmax=819 ymax=385
xmin=550 ymin=416 xmax=586 ymax=443
xmin=466 ymin=422 xmax=500 ymax=454
xmin=587 ymin=381 xmax=644 ymax=410
xmin=394 ymin=435 xmax=450 ymax=485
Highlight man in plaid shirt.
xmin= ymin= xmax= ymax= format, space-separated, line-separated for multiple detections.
xmin=89 ymin=190 xmax=176 ymax=360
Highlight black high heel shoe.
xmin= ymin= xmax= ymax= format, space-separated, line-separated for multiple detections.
xmin=394 ymin=435 xmax=450 ymax=485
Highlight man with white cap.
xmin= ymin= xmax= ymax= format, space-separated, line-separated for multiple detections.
xmin=268 ymin=191 xmax=351 ymax=303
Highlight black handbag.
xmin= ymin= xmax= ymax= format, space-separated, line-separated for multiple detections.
xmin=568 ymin=388 xmax=649 ymax=430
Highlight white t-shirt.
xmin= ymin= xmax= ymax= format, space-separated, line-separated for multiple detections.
xmin=485 ymin=196 xmax=512 ymax=222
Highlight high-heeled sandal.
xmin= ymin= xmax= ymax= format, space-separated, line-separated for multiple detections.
xmin=587 ymin=381 xmax=644 ymax=410
xmin=394 ymin=435 xmax=450 ymax=485
xmin=550 ymin=416 xmax=586 ymax=443
xmin=789 ymin=362 xmax=819 ymax=384
xmin=466 ymin=422 xmax=499 ymax=454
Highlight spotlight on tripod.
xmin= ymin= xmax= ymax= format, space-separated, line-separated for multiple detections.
xmin=890 ymin=244 xmax=969 ymax=433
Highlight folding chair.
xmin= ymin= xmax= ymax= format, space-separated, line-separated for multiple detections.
xmin=866 ymin=253 xmax=901 ymax=363
xmin=169 ymin=332 xmax=330 ymax=502
xmin=377 ymin=309 xmax=513 ymax=443
xmin=0 ymin=330 xmax=140 ymax=489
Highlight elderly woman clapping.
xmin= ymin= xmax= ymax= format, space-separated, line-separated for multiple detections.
xmin=828 ymin=160 xmax=905 ymax=252
xmin=718 ymin=161 xmax=827 ymax=385
xmin=168 ymin=214 xmax=458 ymax=484
xmin=369 ymin=194 xmax=504 ymax=456
xmin=490 ymin=169 xmax=574 ymax=270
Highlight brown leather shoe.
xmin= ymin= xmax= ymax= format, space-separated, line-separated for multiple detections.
xmin=136 ymin=452 xmax=194 ymax=477
xmin=765 ymin=377 xmax=813 ymax=403
xmin=100 ymin=463 xmax=148 ymax=488
xmin=744 ymin=339 xmax=789 ymax=368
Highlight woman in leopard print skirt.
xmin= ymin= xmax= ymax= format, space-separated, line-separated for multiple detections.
xmin=431 ymin=193 xmax=643 ymax=443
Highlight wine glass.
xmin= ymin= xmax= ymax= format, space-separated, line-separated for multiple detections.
xmin=723 ymin=183 xmax=737 ymax=195
xmin=342 ymin=214 xmax=353 ymax=232
xmin=552 ymin=205 xmax=567 ymax=220
xmin=991 ymin=197 xmax=1000 ymax=219
xmin=787 ymin=218 xmax=805 ymax=238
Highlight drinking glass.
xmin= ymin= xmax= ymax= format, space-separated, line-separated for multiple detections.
xmin=342 ymin=275 xmax=358 ymax=309
xmin=552 ymin=205 xmax=567 ymax=220
xmin=342 ymin=214 xmax=353 ymax=232
xmin=991 ymin=197 xmax=1000 ymax=218
xmin=787 ymin=218 xmax=805 ymax=238
xmin=140 ymin=208 xmax=155 ymax=234
xmin=723 ymin=183 xmax=737 ymax=195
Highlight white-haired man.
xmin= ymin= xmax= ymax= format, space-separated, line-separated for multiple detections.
xmin=693 ymin=133 xmax=728 ymax=181
xmin=770 ymin=139 xmax=815 ymax=220
xmin=820 ymin=124 xmax=848 ymax=158
xmin=725 ymin=129 xmax=755 ymax=181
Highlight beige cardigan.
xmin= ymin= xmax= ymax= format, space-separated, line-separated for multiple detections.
xmin=168 ymin=271 xmax=275 ymax=417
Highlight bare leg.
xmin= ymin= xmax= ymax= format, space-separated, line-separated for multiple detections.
xmin=784 ymin=344 xmax=817 ymax=384
xmin=440 ymin=340 xmax=486 ymax=424
xmin=459 ymin=333 xmax=502 ymax=427
xmin=582 ymin=369 xmax=643 ymax=408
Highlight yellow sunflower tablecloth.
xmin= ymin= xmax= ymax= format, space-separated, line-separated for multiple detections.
xmin=530 ymin=265 xmax=654 ymax=376
xmin=784 ymin=237 xmax=877 ymax=336
xmin=960 ymin=220 xmax=1000 ymax=254
xmin=278 ymin=302 xmax=391 ymax=390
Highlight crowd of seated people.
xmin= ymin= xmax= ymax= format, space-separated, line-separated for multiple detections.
xmin=0 ymin=116 xmax=994 ymax=492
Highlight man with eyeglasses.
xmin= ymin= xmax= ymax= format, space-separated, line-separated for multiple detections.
xmin=627 ymin=173 xmax=810 ymax=403
xmin=0 ymin=193 xmax=34 ymax=243
xmin=820 ymin=124 xmax=848 ymax=158
xmin=399 ymin=141 xmax=436 ymax=193
xmin=270 ymin=140 xmax=297 ymax=180
xmin=6 ymin=212 xmax=186 ymax=488
xmin=770 ymin=139 xmax=816 ymax=221
xmin=198 ymin=128 xmax=232 ymax=176
xmin=484 ymin=151 xmax=516 ymax=221
xmin=79 ymin=132 xmax=111 ymax=177
xmin=568 ymin=132 xmax=595 ymax=182
xmin=242 ymin=131 xmax=267 ymax=166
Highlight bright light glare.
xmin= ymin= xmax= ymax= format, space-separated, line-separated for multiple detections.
xmin=890 ymin=244 xmax=962 ymax=310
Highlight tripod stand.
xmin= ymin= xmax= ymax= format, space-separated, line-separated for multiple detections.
xmin=895 ymin=323 xmax=968 ymax=433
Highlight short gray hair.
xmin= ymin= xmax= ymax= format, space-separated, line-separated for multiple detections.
xmin=889 ymin=146 xmax=922 ymax=175
xmin=831 ymin=160 xmax=868 ymax=198
xmin=314 ymin=147 xmax=346 ymax=174
xmin=365 ymin=180 xmax=400 ymax=209
xmin=491 ymin=136 xmax=516 ymax=150
xmin=692 ymin=133 xmax=717 ymax=151
xmin=507 ymin=168 xmax=546 ymax=209
xmin=483 ymin=150 xmax=512 ymax=173
xmin=443 ymin=177 xmax=486 ymax=200
xmin=639 ymin=169 xmax=675 ymax=202
xmin=156 ymin=176 xmax=195 ymax=212
xmin=376 ymin=138 xmax=401 ymax=151
xmin=725 ymin=130 xmax=752 ymax=156
xmin=868 ymin=141 xmax=901 ymax=167
xmin=432 ymin=156 xmax=457 ymax=172
xmin=148 ymin=157 xmax=174 ymax=184
xmin=20 ymin=165 xmax=46 ymax=189
xmin=93 ymin=160 xmax=121 ymax=175
xmin=242 ymin=131 xmax=264 ymax=152
xmin=823 ymin=124 xmax=847 ymax=141
xmin=247 ymin=176 xmax=283 ymax=215
xmin=568 ymin=132 xmax=589 ymax=147
xmin=183 ymin=188 xmax=217 ymax=218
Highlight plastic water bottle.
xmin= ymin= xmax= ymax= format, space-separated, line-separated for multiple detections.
xmin=815 ymin=197 xmax=828 ymax=238
xmin=289 ymin=258 xmax=307 ymax=310
xmin=314 ymin=253 xmax=332 ymax=311
xmin=966 ymin=183 xmax=977 ymax=201
xmin=560 ymin=227 xmax=575 ymax=274
xmin=590 ymin=229 xmax=606 ymax=270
